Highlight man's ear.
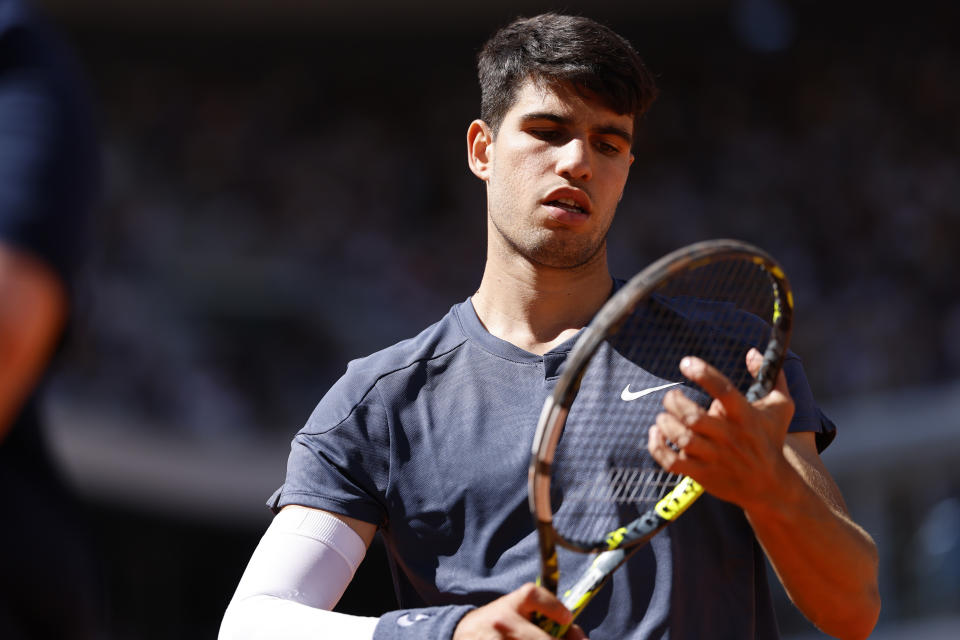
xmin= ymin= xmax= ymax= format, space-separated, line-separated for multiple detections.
xmin=467 ymin=119 xmax=493 ymax=181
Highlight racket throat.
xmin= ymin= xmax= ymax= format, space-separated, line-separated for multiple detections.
xmin=562 ymin=548 xmax=627 ymax=613
xmin=536 ymin=521 xmax=561 ymax=594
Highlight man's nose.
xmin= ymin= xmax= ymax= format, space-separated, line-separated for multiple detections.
xmin=555 ymin=138 xmax=592 ymax=181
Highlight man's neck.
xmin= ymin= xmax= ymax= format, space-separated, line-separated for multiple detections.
xmin=471 ymin=251 xmax=613 ymax=356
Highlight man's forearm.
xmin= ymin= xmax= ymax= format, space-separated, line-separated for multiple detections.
xmin=746 ymin=441 xmax=880 ymax=640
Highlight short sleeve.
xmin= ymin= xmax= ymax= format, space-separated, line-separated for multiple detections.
xmin=782 ymin=354 xmax=836 ymax=452
xmin=268 ymin=371 xmax=392 ymax=527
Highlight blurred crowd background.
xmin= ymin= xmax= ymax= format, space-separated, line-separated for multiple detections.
xmin=12 ymin=0 xmax=960 ymax=637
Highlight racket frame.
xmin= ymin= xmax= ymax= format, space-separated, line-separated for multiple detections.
xmin=527 ymin=238 xmax=793 ymax=630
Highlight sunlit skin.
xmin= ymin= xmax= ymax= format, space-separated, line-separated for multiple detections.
xmin=649 ymin=352 xmax=880 ymax=639
xmin=467 ymin=79 xmax=635 ymax=355
xmin=471 ymin=79 xmax=634 ymax=271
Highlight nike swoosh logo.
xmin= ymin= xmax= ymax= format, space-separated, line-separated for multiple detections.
xmin=621 ymin=381 xmax=682 ymax=402
xmin=397 ymin=613 xmax=431 ymax=627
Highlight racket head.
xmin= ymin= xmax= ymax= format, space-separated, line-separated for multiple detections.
xmin=529 ymin=239 xmax=793 ymax=563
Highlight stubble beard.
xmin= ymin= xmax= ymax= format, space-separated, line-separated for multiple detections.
xmin=489 ymin=214 xmax=610 ymax=270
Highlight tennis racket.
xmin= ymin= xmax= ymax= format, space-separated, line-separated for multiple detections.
xmin=528 ymin=238 xmax=793 ymax=636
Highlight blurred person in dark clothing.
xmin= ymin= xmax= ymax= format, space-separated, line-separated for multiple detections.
xmin=0 ymin=0 xmax=102 ymax=637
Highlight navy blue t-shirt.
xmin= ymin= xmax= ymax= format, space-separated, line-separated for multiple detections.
xmin=271 ymin=298 xmax=835 ymax=639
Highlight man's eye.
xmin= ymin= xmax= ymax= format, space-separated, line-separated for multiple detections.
xmin=596 ymin=141 xmax=621 ymax=154
xmin=530 ymin=129 xmax=561 ymax=141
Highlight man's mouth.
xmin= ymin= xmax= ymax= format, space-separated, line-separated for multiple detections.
xmin=544 ymin=198 xmax=587 ymax=214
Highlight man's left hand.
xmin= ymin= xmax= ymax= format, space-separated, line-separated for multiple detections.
xmin=647 ymin=348 xmax=795 ymax=512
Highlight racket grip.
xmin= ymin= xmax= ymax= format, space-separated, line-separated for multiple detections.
xmin=532 ymin=612 xmax=568 ymax=637
xmin=533 ymin=547 xmax=630 ymax=637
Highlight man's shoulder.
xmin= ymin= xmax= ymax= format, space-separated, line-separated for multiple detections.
xmin=301 ymin=301 xmax=472 ymax=434
xmin=345 ymin=301 xmax=471 ymax=381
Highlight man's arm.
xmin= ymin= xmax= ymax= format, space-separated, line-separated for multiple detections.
xmin=219 ymin=506 xmax=380 ymax=639
xmin=321 ymin=506 xmax=379 ymax=547
xmin=317 ymin=510 xmax=586 ymax=640
xmin=751 ymin=431 xmax=880 ymax=638
xmin=221 ymin=506 xmax=585 ymax=639
xmin=649 ymin=351 xmax=880 ymax=640
xmin=0 ymin=244 xmax=67 ymax=441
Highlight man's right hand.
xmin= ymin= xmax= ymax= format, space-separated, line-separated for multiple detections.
xmin=452 ymin=583 xmax=587 ymax=639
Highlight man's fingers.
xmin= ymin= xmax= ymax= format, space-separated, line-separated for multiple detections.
xmin=650 ymin=410 xmax=722 ymax=469
xmin=678 ymin=356 xmax=747 ymax=418
xmin=654 ymin=409 xmax=693 ymax=449
xmin=563 ymin=624 xmax=589 ymax=640
xmin=512 ymin=583 xmax=573 ymax=627
xmin=745 ymin=348 xmax=790 ymax=399
xmin=661 ymin=387 xmax=702 ymax=424
xmin=648 ymin=424 xmax=716 ymax=481
xmin=648 ymin=425 xmax=679 ymax=471
xmin=453 ymin=583 xmax=577 ymax=639
xmin=745 ymin=347 xmax=764 ymax=378
xmin=743 ymin=348 xmax=795 ymax=425
xmin=661 ymin=389 xmax=730 ymax=441
xmin=771 ymin=363 xmax=790 ymax=397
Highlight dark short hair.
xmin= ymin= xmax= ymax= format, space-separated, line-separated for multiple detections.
xmin=477 ymin=13 xmax=658 ymax=135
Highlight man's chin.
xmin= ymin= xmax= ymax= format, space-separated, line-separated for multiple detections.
xmin=525 ymin=240 xmax=607 ymax=270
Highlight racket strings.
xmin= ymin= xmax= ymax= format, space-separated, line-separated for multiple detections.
xmin=565 ymin=466 xmax=679 ymax=504
xmin=550 ymin=257 xmax=780 ymax=549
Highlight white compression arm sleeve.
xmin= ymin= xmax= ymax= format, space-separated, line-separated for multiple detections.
xmin=219 ymin=506 xmax=379 ymax=640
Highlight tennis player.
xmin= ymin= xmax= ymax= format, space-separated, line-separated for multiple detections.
xmin=220 ymin=13 xmax=879 ymax=640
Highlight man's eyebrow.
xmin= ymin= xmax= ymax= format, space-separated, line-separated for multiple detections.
xmin=594 ymin=124 xmax=633 ymax=145
xmin=520 ymin=112 xmax=633 ymax=145
xmin=520 ymin=111 xmax=570 ymax=125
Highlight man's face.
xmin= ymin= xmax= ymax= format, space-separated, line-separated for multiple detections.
xmin=476 ymin=79 xmax=635 ymax=269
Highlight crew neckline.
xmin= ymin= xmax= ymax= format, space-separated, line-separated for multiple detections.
xmin=454 ymin=279 xmax=625 ymax=362
xmin=453 ymin=298 xmax=581 ymax=364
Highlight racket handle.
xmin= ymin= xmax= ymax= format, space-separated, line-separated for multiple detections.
xmin=534 ymin=547 xmax=630 ymax=637
xmin=532 ymin=612 xmax=566 ymax=637
xmin=561 ymin=548 xmax=629 ymax=629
